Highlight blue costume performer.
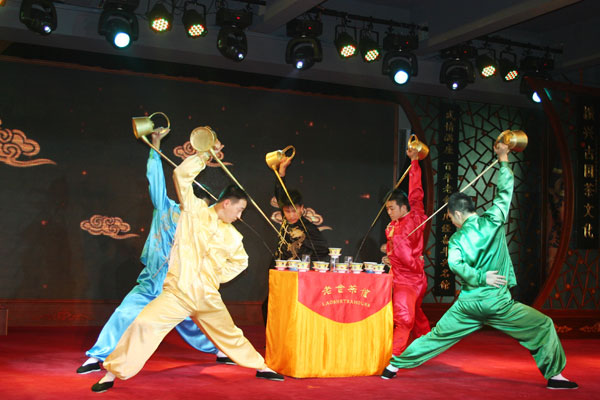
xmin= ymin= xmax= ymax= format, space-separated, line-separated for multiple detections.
xmin=77 ymin=134 xmax=223 ymax=374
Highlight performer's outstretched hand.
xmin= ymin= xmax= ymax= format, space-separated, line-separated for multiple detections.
xmin=485 ymin=270 xmax=507 ymax=288
xmin=494 ymin=141 xmax=509 ymax=162
xmin=406 ymin=147 xmax=419 ymax=161
xmin=151 ymin=127 xmax=170 ymax=148
xmin=278 ymin=156 xmax=293 ymax=177
xmin=212 ymin=139 xmax=224 ymax=154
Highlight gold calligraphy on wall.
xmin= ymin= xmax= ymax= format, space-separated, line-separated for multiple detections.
xmin=576 ymin=100 xmax=599 ymax=246
xmin=80 ymin=215 xmax=140 ymax=239
xmin=173 ymin=140 xmax=233 ymax=167
xmin=0 ymin=119 xmax=56 ymax=167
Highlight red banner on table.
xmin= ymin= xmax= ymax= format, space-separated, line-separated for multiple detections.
xmin=297 ymin=272 xmax=391 ymax=323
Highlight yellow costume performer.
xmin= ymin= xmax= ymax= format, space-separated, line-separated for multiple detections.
xmin=94 ymin=153 xmax=282 ymax=392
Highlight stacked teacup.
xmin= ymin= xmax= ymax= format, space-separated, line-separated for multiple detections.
xmin=328 ymin=247 xmax=341 ymax=272
xmin=275 ymin=260 xmax=287 ymax=271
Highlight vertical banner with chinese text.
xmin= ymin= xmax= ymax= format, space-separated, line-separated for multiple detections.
xmin=576 ymin=99 xmax=599 ymax=249
xmin=434 ymin=104 xmax=459 ymax=295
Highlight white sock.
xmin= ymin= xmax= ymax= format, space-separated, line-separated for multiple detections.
xmin=216 ymin=350 xmax=227 ymax=358
xmin=82 ymin=357 xmax=99 ymax=366
xmin=550 ymin=373 xmax=567 ymax=381
xmin=258 ymin=367 xmax=275 ymax=373
xmin=386 ymin=364 xmax=399 ymax=372
xmin=98 ymin=372 xmax=115 ymax=384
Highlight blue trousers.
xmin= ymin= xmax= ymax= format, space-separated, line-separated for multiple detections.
xmin=86 ymin=284 xmax=217 ymax=361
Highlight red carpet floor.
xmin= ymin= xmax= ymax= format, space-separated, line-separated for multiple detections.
xmin=0 ymin=326 xmax=597 ymax=400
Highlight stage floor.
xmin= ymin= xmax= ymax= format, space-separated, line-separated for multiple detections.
xmin=0 ymin=326 xmax=596 ymax=400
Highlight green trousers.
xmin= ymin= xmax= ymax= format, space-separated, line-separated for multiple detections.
xmin=390 ymin=293 xmax=566 ymax=379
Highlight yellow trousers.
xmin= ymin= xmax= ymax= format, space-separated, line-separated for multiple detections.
xmin=103 ymin=289 xmax=267 ymax=379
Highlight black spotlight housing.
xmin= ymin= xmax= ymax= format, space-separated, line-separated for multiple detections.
xmin=382 ymin=51 xmax=418 ymax=85
xmin=285 ymin=18 xmax=323 ymax=70
xmin=382 ymin=32 xmax=419 ymax=53
xmin=518 ymin=55 xmax=554 ymax=102
xmin=440 ymin=59 xmax=475 ymax=91
xmin=182 ymin=2 xmax=207 ymax=38
xmin=148 ymin=2 xmax=173 ymax=33
xmin=359 ymin=29 xmax=381 ymax=63
xmin=475 ymin=49 xmax=497 ymax=78
xmin=381 ymin=31 xmax=419 ymax=85
xmin=19 ymin=0 xmax=57 ymax=36
xmin=216 ymin=7 xmax=252 ymax=62
xmin=439 ymin=44 xmax=476 ymax=90
xmin=498 ymin=50 xmax=519 ymax=82
xmin=98 ymin=0 xmax=139 ymax=49
xmin=334 ymin=25 xmax=358 ymax=59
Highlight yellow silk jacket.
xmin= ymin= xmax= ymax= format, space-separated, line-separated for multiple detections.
xmin=164 ymin=154 xmax=249 ymax=304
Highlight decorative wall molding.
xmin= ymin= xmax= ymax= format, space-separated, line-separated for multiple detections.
xmin=0 ymin=299 xmax=264 ymax=327
xmin=2 ymin=300 xmax=596 ymax=338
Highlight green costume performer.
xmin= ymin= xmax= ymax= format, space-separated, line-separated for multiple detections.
xmin=381 ymin=143 xmax=577 ymax=390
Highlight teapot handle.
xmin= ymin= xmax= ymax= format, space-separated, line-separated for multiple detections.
xmin=148 ymin=112 xmax=171 ymax=130
xmin=282 ymin=145 xmax=296 ymax=160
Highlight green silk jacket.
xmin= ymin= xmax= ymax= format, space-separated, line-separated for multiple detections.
xmin=448 ymin=162 xmax=517 ymax=301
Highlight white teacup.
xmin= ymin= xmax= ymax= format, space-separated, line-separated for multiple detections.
xmin=275 ymin=259 xmax=287 ymax=271
xmin=298 ymin=261 xmax=310 ymax=271
xmin=336 ymin=263 xmax=348 ymax=273
xmin=363 ymin=262 xmax=376 ymax=273
xmin=350 ymin=262 xmax=363 ymax=274
xmin=287 ymin=259 xmax=300 ymax=271
xmin=372 ymin=263 xmax=385 ymax=274
xmin=328 ymin=247 xmax=342 ymax=257
xmin=313 ymin=261 xmax=329 ymax=272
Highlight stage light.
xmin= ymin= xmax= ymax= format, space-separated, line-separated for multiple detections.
xmin=285 ymin=18 xmax=323 ymax=71
xmin=440 ymin=59 xmax=475 ymax=91
xmin=334 ymin=25 xmax=357 ymax=58
xmin=98 ymin=1 xmax=139 ymax=49
xmin=475 ymin=51 xmax=497 ymax=78
xmin=519 ymin=55 xmax=553 ymax=102
xmin=148 ymin=2 xmax=172 ymax=33
xmin=520 ymin=78 xmax=543 ymax=103
xmin=0 ymin=0 xmax=7 ymax=7
xmin=216 ymin=7 xmax=252 ymax=62
xmin=498 ymin=51 xmax=519 ymax=81
xmin=217 ymin=26 xmax=247 ymax=61
xmin=381 ymin=31 xmax=419 ymax=85
xmin=19 ymin=0 xmax=57 ymax=36
xmin=183 ymin=3 xmax=207 ymax=38
xmin=382 ymin=51 xmax=417 ymax=85
xmin=286 ymin=39 xmax=321 ymax=70
xmin=359 ymin=30 xmax=380 ymax=63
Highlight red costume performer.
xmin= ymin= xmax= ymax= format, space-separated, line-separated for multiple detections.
xmin=385 ymin=157 xmax=431 ymax=356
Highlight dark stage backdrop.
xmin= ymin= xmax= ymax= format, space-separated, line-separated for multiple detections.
xmin=0 ymin=60 xmax=395 ymax=302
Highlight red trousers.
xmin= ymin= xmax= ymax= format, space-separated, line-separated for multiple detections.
xmin=392 ymin=274 xmax=431 ymax=356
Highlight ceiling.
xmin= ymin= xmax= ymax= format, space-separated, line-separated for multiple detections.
xmin=1 ymin=0 xmax=599 ymax=106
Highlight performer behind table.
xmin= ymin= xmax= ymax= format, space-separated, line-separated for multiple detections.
xmin=381 ymin=141 xmax=578 ymax=390
xmin=384 ymin=147 xmax=431 ymax=357
xmin=77 ymin=129 xmax=230 ymax=375
xmin=261 ymin=155 xmax=329 ymax=325
xmin=92 ymin=137 xmax=284 ymax=392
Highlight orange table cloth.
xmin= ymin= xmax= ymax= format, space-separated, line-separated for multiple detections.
xmin=265 ymin=270 xmax=393 ymax=378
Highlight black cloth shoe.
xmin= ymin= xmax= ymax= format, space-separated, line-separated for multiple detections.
xmin=216 ymin=356 xmax=236 ymax=365
xmin=381 ymin=367 xmax=397 ymax=379
xmin=77 ymin=362 xmax=101 ymax=374
xmin=547 ymin=379 xmax=578 ymax=389
xmin=256 ymin=370 xmax=284 ymax=381
xmin=91 ymin=380 xmax=114 ymax=393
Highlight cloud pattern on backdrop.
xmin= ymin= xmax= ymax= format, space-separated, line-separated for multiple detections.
xmin=0 ymin=119 xmax=56 ymax=167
